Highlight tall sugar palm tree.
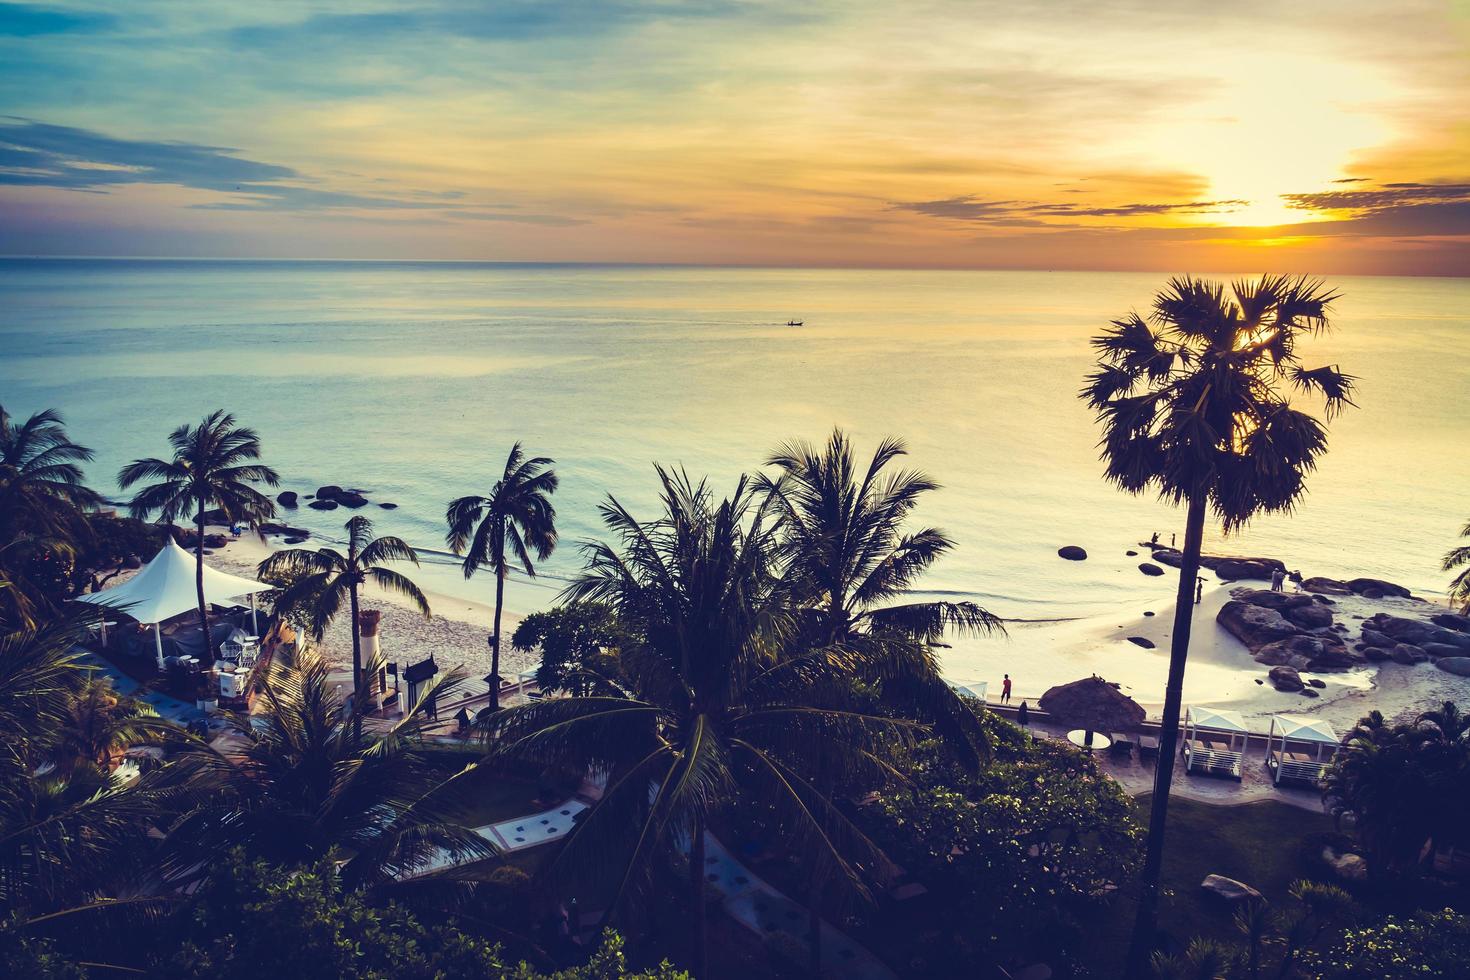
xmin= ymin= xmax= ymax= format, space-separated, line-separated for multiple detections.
xmin=165 ymin=646 xmax=489 ymax=890
xmin=473 ymin=468 xmax=924 ymax=977
xmin=1083 ymin=275 xmax=1355 ymax=973
xmin=257 ymin=514 xmax=430 ymax=723
xmin=761 ymin=430 xmax=1004 ymax=768
xmin=1443 ymin=519 xmax=1470 ymax=614
xmin=0 ymin=406 xmax=102 ymax=627
xmin=118 ymin=411 xmax=278 ymax=661
xmin=446 ymin=443 xmax=558 ymax=709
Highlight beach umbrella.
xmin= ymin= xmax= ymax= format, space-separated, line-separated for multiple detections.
xmin=1038 ymin=675 xmax=1145 ymax=748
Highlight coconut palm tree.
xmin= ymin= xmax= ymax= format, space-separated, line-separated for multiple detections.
xmin=472 ymin=468 xmax=923 ymax=977
xmin=164 ymin=646 xmax=489 ymax=890
xmin=1083 ymin=275 xmax=1355 ymax=972
xmin=118 ymin=411 xmax=278 ymax=661
xmin=52 ymin=676 xmax=171 ymax=776
xmin=446 ymin=443 xmax=558 ymax=709
xmin=0 ymin=406 xmax=102 ymax=627
xmin=760 ymin=430 xmax=1004 ymax=768
xmin=256 ymin=515 xmax=430 ymax=724
xmin=1443 ymin=520 xmax=1470 ymax=614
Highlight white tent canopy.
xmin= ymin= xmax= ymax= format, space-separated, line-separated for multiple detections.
xmin=1270 ymin=714 xmax=1338 ymax=745
xmin=76 ymin=539 xmax=271 ymax=668
xmin=946 ymin=679 xmax=989 ymax=703
xmin=1186 ymin=705 xmax=1249 ymax=734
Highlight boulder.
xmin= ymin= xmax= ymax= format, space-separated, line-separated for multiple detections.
xmin=1255 ymin=635 xmax=1361 ymax=671
xmin=1302 ymin=576 xmax=1353 ymax=594
xmin=1360 ymin=628 xmax=1395 ymax=649
xmin=1424 ymin=643 xmax=1463 ymax=659
xmin=1126 ymin=549 xmax=1138 ymax=556
xmin=1058 ymin=546 xmax=1087 ymax=561
xmin=1269 ymin=666 xmax=1304 ymax=691
xmin=1347 ymin=577 xmax=1411 ymax=599
xmin=1143 ymin=611 xmax=1155 ymax=617
xmin=1430 ymin=612 xmax=1470 ymax=633
xmin=1152 ymin=549 xmax=1184 ymax=568
xmin=284 ymin=535 xmax=308 ymax=545
xmin=1312 ymin=594 xmax=1335 ymax=605
xmin=1308 ymin=678 xmax=1326 ymax=688
xmin=1285 ymin=603 xmax=1334 ymax=630
xmin=195 ymin=508 xmax=230 ymax=526
xmin=1323 ymin=848 xmax=1369 ymax=883
xmin=336 ymin=492 xmax=369 ymax=508
xmin=1370 ymin=616 xmax=1470 ymax=651
xmin=1235 ymin=589 xmax=1312 ymax=611
xmin=1391 ymin=643 xmax=1427 ymax=665
xmin=1200 ymin=874 xmax=1263 ymax=903
xmin=1138 ymin=562 xmax=1164 ymax=577
xmin=315 ymin=485 xmax=343 ymax=501
xmin=1300 ymin=687 xmax=1320 ymax=698
xmin=122 ymin=555 xmax=143 ymax=570
xmin=1127 ymin=636 xmax=1155 ymax=649
xmin=1214 ymin=558 xmax=1278 ymax=582
xmin=1363 ymin=646 xmax=1393 ymax=662
xmin=379 ymin=502 xmax=398 ymax=509
xmin=1436 ymin=657 xmax=1470 ymax=677
xmin=308 ymin=499 xmax=339 ymax=511
xmin=1218 ymin=601 xmax=1298 ymax=650
xmin=277 ymin=491 xmax=298 ymax=507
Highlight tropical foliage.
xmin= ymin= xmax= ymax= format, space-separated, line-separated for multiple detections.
xmin=119 ymin=410 xmax=279 ymax=658
xmin=447 ymin=442 xmax=559 ymax=708
xmin=1444 ymin=519 xmax=1470 ymax=614
xmin=1323 ymin=701 xmax=1470 ymax=875
xmin=1304 ymin=907 xmax=1470 ymax=979
xmin=1083 ymin=276 xmax=1354 ymax=970
xmin=512 ymin=600 xmax=625 ymax=696
xmin=258 ymin=514 xmax=430 ymax=711
xmin=0 ymin=406 xmax=101 ymax=629
xmin=860 ymin=718 xmax=1142 ymax=974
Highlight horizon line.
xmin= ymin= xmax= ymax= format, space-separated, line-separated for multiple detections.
xmin=1 ymin=255 xmax=1465 ymax=281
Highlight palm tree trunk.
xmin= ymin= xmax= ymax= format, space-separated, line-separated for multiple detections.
xmin=194 ymin=495 xmax=216 ymax=665
xmin=690 ymin=815 xmax=708 ymax=979
xmin=491 ymin=569 xmax=506 ymax=710
xmin=349 ymin=578 xmax=364 ymax=742
xmin=1124 ymin=493 xmax=1208 ymax=975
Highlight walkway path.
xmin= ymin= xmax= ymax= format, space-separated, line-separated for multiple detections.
xmin=76 ymin=649 xmax=202 ymax=724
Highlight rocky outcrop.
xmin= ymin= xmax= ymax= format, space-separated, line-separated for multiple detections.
xmin=1138 ymin=562 xmax=1165 ymax=577
xmin=337 ymin=492 xmax=369 ymax=508
xmin=284 ymin=535 xmax=308 ymax=544
xmin=1201 ymin=875 xmax=1263 ymax=903
xmin=1391 ymin=643 xmax=1428 ymax=665
xmin=1364 ymin=614 xmax=1470 ymax=651
xmin=1269 ymin=665 xmax=1304 ymax=691
xmin=277 ymin=491 xmax=298 ymax=507
xmin=1220 ymin=590 xmax=1364 ymax=671
xmin=315 ymin=485 xmax=343 ymax=501
xmin=1301 ymin=576 xmax=1352 ymax=595
xmin=1219 ymin=600 xmax=1298 ymax=648
xmin=1127 ymin=636 xmax=1155 ymax=649
xmin=1255 ymin=634 xmax=1361 ymax=671
xmin=379 ymin=502 xmax=398 ymax=509
xmin=1285 ymin=603 xmax=1334 ymax=630
xmin=1431 ymin=612 xmax=1470 ymax=633
xmin=1346 ymin=577 xmax=1412 ymax=599
xmin=1424 ymin=643 xmax=1465 ymax=659
xmin=1152 ymin=550 xmax=1285 ymax=581
xmin=1058 ymin=546 xmax=1087 ymax=561
xmin=1437 ymin=658 xmax=1470 ymax=677
xmin=308 ymin=499 xmax=339 ymax=511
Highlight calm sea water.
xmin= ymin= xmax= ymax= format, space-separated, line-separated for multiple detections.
xmin=4 ymin=259 xmax=1467 ymax=646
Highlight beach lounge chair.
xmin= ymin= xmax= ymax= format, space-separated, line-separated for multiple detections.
xmin=1137 ymin=734 xmax=1160 ymax=760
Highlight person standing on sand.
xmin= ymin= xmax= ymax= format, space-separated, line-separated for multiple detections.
xmin=1270 ymin=568 xmax=1285 ymax=592
xmin=1002 ymin=674 xmax=1012 ymax=704
xmin=1150 ymin=531 xmax=1160 ymax=546
xmin=1171 ymin=533 xmax=1177 ymax=548
xmin=1016 ymin=701 xmax=1029 ymax=727
xmin=1195 ymin=575 xmax=1205 ymax=604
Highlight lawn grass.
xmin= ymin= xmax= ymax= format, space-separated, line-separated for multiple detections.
xmin=1080 ymin=794 xmax=1338 ymax=974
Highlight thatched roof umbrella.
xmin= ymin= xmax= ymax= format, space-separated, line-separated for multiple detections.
xmin=1039 ymin=675 xmax=1145 ymax=749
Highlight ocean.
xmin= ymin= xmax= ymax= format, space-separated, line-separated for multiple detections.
xmin=4 ymin=258 xmax=1468 ymax=687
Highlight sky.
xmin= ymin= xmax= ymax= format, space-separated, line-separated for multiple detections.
xmin=1 ymin=0 xmax=1467 ymax=274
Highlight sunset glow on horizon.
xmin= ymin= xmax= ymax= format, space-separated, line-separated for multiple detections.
xmin=2 ymin=0 xmax=1467 ymax=275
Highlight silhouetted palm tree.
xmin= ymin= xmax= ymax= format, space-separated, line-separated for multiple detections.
xmin=54 ymin=676 xmax=170 ymax=775
xmin=474 ymin=469 xmax=920 ymax=977
xmin=167 ymin=646 xmax=488 ymax=890
xmin=0 ymin=406 xmax=101 ymax=628
xmin=761 ymin=430 xmax=1004 ymax=769
xmin=446 ymin=443 xmax=558 ymax=709
xmin=1443 ymin=520 xmax=1470 ymax=614
xmin=257 ymin=515 xmax=430 ymax=723
xmin=1083 ymin=275 xmax=1355 ymax=972
xmin=118 ymin=411 xmax=278 ymax=660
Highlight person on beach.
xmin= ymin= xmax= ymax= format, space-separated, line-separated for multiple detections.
xmin=1270 ymin=568 xmax=1285 ymax=592
xmin=1195 ymin=574 xmax=1205 ymax=604
xmin=1002 ymin=674 xmax=1012 ymax=703
xmin=1171 ymin=532 xmax=1177 ymax=547
xmin=1016 ymin=701 xmax=1029 ymax=727
xmin=1150 ymin=531 xmax=1159 ymax=546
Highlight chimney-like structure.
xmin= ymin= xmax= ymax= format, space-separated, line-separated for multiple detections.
xmin=357 ymin=609 xmax=383 ymax=708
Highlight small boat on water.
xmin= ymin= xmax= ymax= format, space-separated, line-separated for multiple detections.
xmin=786 ymin=319 xmax=803 ymax=326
